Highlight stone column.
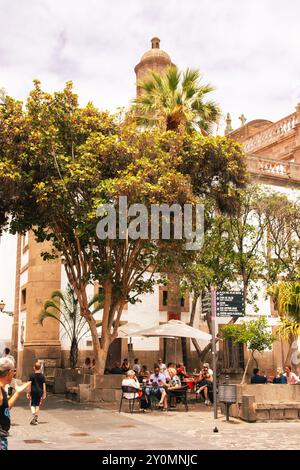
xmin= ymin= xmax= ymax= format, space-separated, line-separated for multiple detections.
xmin=20 ymin=232 xmax=62 ymax=380
xmin=11 ymin=234 xmax=21 ymax=358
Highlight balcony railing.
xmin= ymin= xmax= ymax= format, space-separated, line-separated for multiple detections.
xmin=244 ymin=113 xmax=298 ymax=153
xmin=247 ymin=155 xmax=300 ymax=183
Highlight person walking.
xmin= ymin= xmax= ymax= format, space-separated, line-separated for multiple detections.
xmin=27 ymin=362 xmax=46 ymax=425
xmin=0 ymin=356 xmax=30 ymax=450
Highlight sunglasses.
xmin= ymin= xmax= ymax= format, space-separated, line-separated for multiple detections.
xmin=0 ymin=368 xmax=16 ymax=377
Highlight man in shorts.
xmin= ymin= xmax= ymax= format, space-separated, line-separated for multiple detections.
xmin=27 ymin=362 xmax=46 ymax=425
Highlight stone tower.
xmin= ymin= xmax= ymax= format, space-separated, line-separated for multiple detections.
xmin=12 ymin=233 xmax=62 ymax=379
xmin=134 ymin=37 xmax=174 ymax=96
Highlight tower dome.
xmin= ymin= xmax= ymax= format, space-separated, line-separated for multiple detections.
xmin=134 ymin=37 xmax=174 ymax=96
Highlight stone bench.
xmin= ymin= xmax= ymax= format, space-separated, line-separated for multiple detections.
xmin=227 ymin=385 xmax=300 ymax=422
xmin=90 ymin=374 xmax=124 ymax=403
xmin=45 ymin=376 xmax=55 ymax=392
xmin=65 ymin=381 xmax=79 ymax=401
xmin=255 ymin=402 xmax=300 ymax=421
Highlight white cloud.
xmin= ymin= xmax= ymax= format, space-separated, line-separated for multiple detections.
xmin=0 ymin=0 xmax=299 ymax=129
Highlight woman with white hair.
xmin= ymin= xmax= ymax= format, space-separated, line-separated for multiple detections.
xmin=121 ymin=370 xmax=141 ymax=400
xmin=0 ymin=356 xmax=30 ymax=450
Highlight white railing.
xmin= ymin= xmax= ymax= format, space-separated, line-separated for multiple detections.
xmin=244 ymin=113 xmax=298 ymax=153
xmin=247 ymin=155 xmax=300 ymax=182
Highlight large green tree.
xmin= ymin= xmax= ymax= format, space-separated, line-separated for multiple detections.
xmin=0 ymin=81 xmax=246 ymax=375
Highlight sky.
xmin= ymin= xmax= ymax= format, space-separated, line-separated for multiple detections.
xmin=0 ymin=0 xmax=300 ymax=131
xmin=0 ymin=0 xmax=300 ymax=331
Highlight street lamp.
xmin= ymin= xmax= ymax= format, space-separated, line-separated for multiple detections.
xmin=0 ymin=300 xmax=13 ymax=316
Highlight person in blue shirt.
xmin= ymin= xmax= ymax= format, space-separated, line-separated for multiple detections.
xmin=273 ymin=367 xmax=287 ymax=384
xmin=250 ymin=368 xmax=268 ymax=384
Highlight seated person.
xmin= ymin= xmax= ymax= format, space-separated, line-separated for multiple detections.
xmin=250 ymin=368 xmax=267 ymax=384
xmin=121 ymin=358 xmax=130 ymax=373
xmin=163 ymin=368 xmax=171 ymax=383
xmin=145 ymin=364 xmax=166 ymax=407
xmin=110 ymin=362 xmax=124 ymax=374
xmin=273 ymin=367 xmax=287 ymax=384
xmin=121 ymin=370 xmax=141 ymax=400
xmin=203 ymin=362 xmax=213 ymax=376
xmin=163 ymin=367 xmax=181 ymax=409
xmin=82 ymin=357 xmax=92 ymax=372
xmin=157 ymin=358 xmax=167 ymax=373
xmin=176 ymin=363 xmax=188 ymax=380
xmin=196 ymin=366 xmax=213 ymax=405
xmin=132 ymin=358 xmax=141 ymax=375
xmin=284 ymin=365 xmax=300 ymax=384
xmin=138 ymin=365 xmax=150 ymax=383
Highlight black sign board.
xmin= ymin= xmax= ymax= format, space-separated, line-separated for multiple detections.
xmin=216 ymin=291 xmax=245 ymax=317
xmin=201 ymin=291 xmax=211 ymax=317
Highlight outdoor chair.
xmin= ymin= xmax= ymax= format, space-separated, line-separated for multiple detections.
xmin=148 ymin=391 xmax=162 ymax=410
xmin=119 ymin=385 xmax=140 ymax=413
xmin=167 ymin=385 xmax=189 ymax=411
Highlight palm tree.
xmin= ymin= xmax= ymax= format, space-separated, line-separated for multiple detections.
xmin=268 ymin=282 xmax=300 ymax=322
xmin=39 ymin=285 xmax=102 ymax=369
xmin=132 ymin=66 xmax=221 ymax=134
xmin=268 ymin=281 xmax=300 ymax=365
xmin=133 ymin=66 xmax=221 ymax=366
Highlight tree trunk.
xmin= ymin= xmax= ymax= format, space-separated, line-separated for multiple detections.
xmin=189 ymin=294 xmax=203 ymax=359
xmin=199 ymin=315 xmax=239 ymax=362
xmin=181 ymin=337 xmax=188 ymax=368
xmin=85 ymin=311 xmax=108 ymax=376
xmin=166 ymin=272 xmax=181 ymax=363
xmin=241 ymin=354 xmax=252 ymax=385
xmin=70 ymin=337 xmax=78 ymax=369
xmin=251 ymin=351 xmax=258 ymax=369
xmin=284 ymin=336 xmax=295 ymax=367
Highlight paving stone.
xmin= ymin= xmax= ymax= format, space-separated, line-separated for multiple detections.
xmin=7 ymin=393 xmax=300 ymax=450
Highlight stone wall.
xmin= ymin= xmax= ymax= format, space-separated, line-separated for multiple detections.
xmin=227 ymin=384 xmax=300 ymax=422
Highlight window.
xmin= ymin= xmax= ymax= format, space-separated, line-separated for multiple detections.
xmin=21 ymin=288 xmax=27 ymax=309
xmin=180 ymin=296 xmax=185 ymax=307
xmin=162 ymin=290 xmax=168 ymax=306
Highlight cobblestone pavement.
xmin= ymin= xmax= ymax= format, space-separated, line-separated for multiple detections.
xmin=7 ymin=394 xmax=300 ymax=450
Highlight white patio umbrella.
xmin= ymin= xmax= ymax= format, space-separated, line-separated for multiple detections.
xmin=117 ymin=322 xmax=143 ymax=361
xmin=117 ymin=322 xmax=143 ymax=338
xmin=128 ymin=320 xmax=211 ymax=364
xmin=128 ymin=319 xmax=212 ymax=341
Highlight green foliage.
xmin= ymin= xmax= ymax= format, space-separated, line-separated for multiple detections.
xmin=267 ymin=281 xmax=300 ymax=323
xmin=276 ymin=316 xmax=300 ymax=340
xmin=259 ymin=191 xmax=300 ymax=283
xmin=132 ymin=66 xmax=221 ymax=134
xmin=0 ymin=80 xmax=247 ymax=372
xmin=222 ymin=316 xmax=275 ymax=353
